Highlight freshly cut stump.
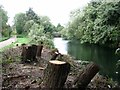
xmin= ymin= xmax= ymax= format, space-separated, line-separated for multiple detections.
xmin=42 ymin=60 xmax=70 ymax=89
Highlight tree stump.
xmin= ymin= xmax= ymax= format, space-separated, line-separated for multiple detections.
xmin=42 ymin=60 xmax=70 ymax=89
xmin=21 ymin=44 xmax=27 ymax=63
xmin=21 ymin=45 xmax=38 ymax=63
xmin=73 ymin=62 xmax=99 ymax=89
xmin=31 ymin=44 xmax=37 ymax=61
xmin=36 ymin=45 xmax=43 ymax=57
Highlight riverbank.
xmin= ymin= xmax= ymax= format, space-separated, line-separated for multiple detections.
xmin=1 ymin=46 xmax=120 ymax=89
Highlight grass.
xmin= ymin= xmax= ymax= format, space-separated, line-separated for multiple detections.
xmin=0 ymin=37 xmax=10 ymax=42
xmin=0 ymin=38 xmax=31 ymax=52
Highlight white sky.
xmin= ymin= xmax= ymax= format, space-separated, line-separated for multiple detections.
xmin=0 ymin=0 xmax=91 ymax=26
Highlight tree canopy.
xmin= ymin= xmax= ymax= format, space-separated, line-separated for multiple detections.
xmin=0 ymin=5 xmax=12 ymax=37
xmin=63 ymin=0 xmax=120 ymax=48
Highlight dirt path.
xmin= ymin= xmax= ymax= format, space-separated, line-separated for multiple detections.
xmin=0 ymin=36 xmax=17 ymax=49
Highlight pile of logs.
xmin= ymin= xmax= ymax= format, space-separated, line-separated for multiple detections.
xmin=21 ymin=44 xmax=100 ymax=89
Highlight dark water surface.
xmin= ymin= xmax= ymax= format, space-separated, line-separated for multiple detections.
xmin=53 ymin=38 xmax=120 ymax=83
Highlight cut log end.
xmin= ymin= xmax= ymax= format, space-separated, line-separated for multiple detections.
xmin=49 ymin=60 xmax=66 ymax=65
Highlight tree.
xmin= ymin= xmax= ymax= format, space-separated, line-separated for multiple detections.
xmin=64 ymin=0 xmax=120 ymax=47
xmin=40 ymin=16 xmax=56 ymax=34
xmin=0 ymin=5 xmax=12 ymax=38
xmin=14 ymin=13 xmax=27 ymax=34
xmin=23 ymin=20 xmax=35 ymax=35
xmin=56 ymin=23 xmax=64 ymax=32
xmin=28 ymin=23 xmax=54 ymax=48
xmin=26 ymin=8 xmax=40 ymax=24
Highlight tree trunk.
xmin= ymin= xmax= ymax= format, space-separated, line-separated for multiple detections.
xmin=36 ymin=45 xmax=43 ymax=57
xmin=42 ymin=60 xmax=70 ymax=89
xmin=73 ymin=62 xmax=99 ymax=89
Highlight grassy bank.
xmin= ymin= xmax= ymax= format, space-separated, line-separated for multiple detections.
xmin=0 ymin=38 xmax=31 ymax=52
xmin=0 ymin=37 xmax=10 ymax=42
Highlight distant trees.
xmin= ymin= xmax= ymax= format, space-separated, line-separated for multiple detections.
xmin=0 ymin=5 xmax=12 ymax=38
xmin=14 ymin=13 xmax=27 ymax=34
xmin=63 ymin=0 xmax=120 ymax=48
xmin=14 ymin=8 xmax=56 ymax=36
xmin=13 ymin=8 xmax=56 ymax=48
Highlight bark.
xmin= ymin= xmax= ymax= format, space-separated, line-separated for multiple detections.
xmin=36 ymin=45 xmax=43 ymax=57
xmin=42 ymin=60 xmax=70 ymax=89
xmin=31 ymin=44 xmax=37 ymax=61
xmin=21 ymin=45 xmax=37 ymax=63
xmin=21 ymin=45 xmax=27 ymax=63
xmin=73 ymin=62 xmax=100 ymax=89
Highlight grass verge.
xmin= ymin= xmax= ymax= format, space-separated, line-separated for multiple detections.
xmin=0 ymin=38 xmax=31 ymax=52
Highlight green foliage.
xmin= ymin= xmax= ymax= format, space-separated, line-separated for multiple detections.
xmin=64 ymin=0 xmax=120 ymax=48
xmin=0 ymin=5 xmax=12 ymax=37
xmin=23 ymin=20 xmax=34 ymax=35
xmin=28 ymin=23 xmax=54 ymax=48
xmin=14 ymin=13 xmax=27 ymax=34
xmin=26 ymin=8 xmax=40 ymax=24
xmin=0 ymin=5 xmax=8 ymax=29
xmin=14 ymin=8 xmax=56 ymax=36
xmin=56 ymin=23 xmax=64 ymax=32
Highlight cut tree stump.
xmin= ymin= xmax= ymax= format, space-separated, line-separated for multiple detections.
xmin=41 ymin=60 xmax=70 ymax=89
xmin=21 ymin=44 xmax=38 ymax=63
xmin=31 ymin=44 xmax=37 ymax=61
xmin=73 ymin=62 xmax=99 ymax=89
xmin=36 ymin=45 xmax=43 ymax=57
xmin=21 ymin=44 xmax=27 ymax=63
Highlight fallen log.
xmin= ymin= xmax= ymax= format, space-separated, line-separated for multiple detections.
xmin=41 ymin=60 xmax=70 ymax=89
xmin=73 ymin=62 xmax=100 ymax=89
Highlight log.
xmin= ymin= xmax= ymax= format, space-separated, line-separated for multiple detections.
xmin=42 ymin=60 xmax=70 ymax=89
xmin=73 ymin=62 xmax=99 ymax=89
xmin=36 ymin=45 xmax=43 ymax=57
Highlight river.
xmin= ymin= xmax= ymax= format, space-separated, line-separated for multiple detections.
xmin=53 ymin=37 xmax=120 ymax=83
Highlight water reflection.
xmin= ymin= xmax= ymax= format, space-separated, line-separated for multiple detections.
xmin=53 ymin=38 xmax=120 ymax=83
xmin=53 ymin=38 xmax=68 ymax=54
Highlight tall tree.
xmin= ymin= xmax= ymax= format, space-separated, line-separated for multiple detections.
xmin=0 ymin=5 xmax=11 ymax=37
xmin=14 ymin=13 xmax=27 ymax=34
xmin=65 ymin=0 xmax=120 ymax=47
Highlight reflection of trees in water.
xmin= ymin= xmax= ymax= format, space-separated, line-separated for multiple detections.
xmin=67 ymin=41 xmax=119 ymax=83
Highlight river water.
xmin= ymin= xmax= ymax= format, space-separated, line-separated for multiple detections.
xmin=53 ymin=37 xmax=120 ymax=83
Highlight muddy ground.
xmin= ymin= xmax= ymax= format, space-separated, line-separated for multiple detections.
xmin=1 ymin=46 xmax=120 ymax=90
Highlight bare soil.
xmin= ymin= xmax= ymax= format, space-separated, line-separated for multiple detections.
xmin=1 ymin=46 xmax=120 ymax=90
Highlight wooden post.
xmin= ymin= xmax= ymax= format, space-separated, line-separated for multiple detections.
xmin=73 ymin=62 xmax=99 ymax=89
xmin=41 ymin=60 xmax=70 ymax=89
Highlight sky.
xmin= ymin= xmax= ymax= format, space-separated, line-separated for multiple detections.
xmin=0 ymin=0 xmax=91 ymax=26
